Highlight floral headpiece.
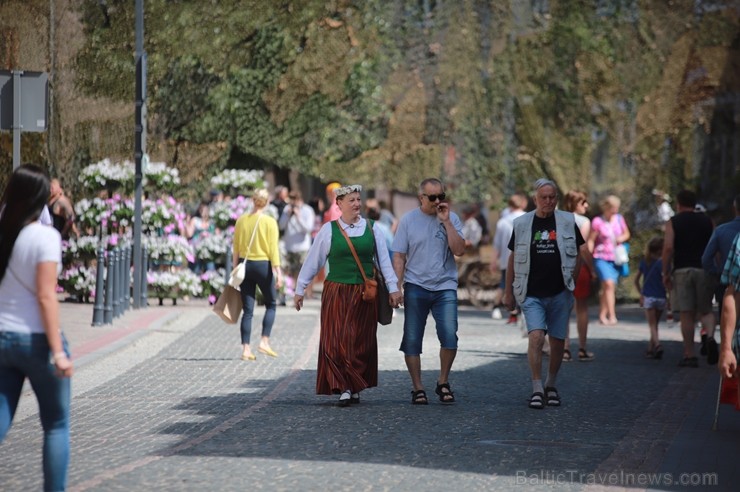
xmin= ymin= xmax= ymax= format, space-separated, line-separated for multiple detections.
xmin=335 ymin=184 xmax=362 ymax=197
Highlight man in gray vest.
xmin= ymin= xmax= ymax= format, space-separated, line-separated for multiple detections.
xmin=503 ymin=179 xmax=586 ymax=409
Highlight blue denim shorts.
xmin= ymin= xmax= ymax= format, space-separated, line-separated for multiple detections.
xmin=400 ymin=283 xmax=458 ymax=355
xmin=520 ymin=290 xmax=574 ymax=340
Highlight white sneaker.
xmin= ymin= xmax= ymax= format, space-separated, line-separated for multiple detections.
xmin=492 ymin=308 xmax=502 ymax=319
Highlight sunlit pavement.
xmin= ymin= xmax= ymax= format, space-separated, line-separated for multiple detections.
xmin=0 ymin=297 xmax=737 ymax=491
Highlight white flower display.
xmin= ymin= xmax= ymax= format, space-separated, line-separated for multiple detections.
xmin=147 ymin=270 xmax=203 ymax=298
xmin=176 ymin=269 xmax=203 ymax=297
xmin=193 ymin=231 xmax=229 ymax=263
xmin=141 ymin=196 xmax=187 ymax=235
xmin=210 ymin=169 xmax=264 ymax=194
xmin=200 ymin=269 xmax=226 ymax=293
xmin=79 ymin=158 xmax=135 ymax=191
xmin=144 ymin=235 xmax=194 ymax=265
xmin=75 ymin=198 xmax=109 ymax=230
xmin=63 ymin=235 xmax=101 ymax=263
xmin=210 ymin=196 xmax=254 ymax=229
xmin=147 ymin=271 xmax=180 ymax=297
xmin=80 ymin=158 xmax=181 ymax=194
xmin=144 ymin=162 xmax=181 ymax=191
xmin=59 ymin=265 xmax=97 ymax=298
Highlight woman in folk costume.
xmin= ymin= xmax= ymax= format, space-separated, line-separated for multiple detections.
xmin=293 ymin=185 xmax=402 ymax=406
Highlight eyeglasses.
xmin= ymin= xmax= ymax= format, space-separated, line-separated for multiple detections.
xmin=422 ymin=193 xmax=446 ymax=202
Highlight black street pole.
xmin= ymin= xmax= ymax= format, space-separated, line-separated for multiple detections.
xmin=133 ymin=0 xmax=146 ymax=308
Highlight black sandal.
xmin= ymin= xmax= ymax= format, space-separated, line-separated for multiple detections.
xmin=411 ymin=389 xmax=428 ymax=405
xmin=435 ymin=382 xmax=456 ymax=404
xmin=529 ymin=391 xmax=545 ymax=409
xmin=577 ymin=348 xmax=595 ymax=361
xmin=544 ymin=386 xmax=561 ymax=407
xmin=654 ymin=345 xmax=664 ymax=360
xmin=563 ymin=349 xmax=572 ymax=362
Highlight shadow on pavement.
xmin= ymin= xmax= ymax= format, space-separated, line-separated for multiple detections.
xmin=152 ymin=335 xmax=701 ymax=486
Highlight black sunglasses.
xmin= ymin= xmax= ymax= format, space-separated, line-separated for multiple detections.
xmin=422 ymin=193 xmax=446 ymax=202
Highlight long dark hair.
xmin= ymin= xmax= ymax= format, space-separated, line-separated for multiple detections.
xmin=0 ymin=164 xmax=51 ymax=283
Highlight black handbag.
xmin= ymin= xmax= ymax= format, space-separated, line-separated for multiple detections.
xmin=374 ymin=261 xmax=393 ymax=325
xmin=369 ymin=222 xmax=394 ymax=326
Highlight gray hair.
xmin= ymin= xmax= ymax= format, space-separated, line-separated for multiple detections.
xmin=533 ymin=178 xmax=557 ymax=194
xmin=419 ymin=178 xmax=443 ymax=194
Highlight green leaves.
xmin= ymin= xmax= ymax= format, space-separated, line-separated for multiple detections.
xmin=69 ymin=0 xmax=737 ymax=205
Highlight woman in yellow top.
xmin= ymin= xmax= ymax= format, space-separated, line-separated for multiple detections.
xmin=232 ymin=188 xmax=283 ymax=360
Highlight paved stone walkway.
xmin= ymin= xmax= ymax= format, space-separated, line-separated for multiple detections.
xmin=0 ymin=299 xmax=737 ymax=491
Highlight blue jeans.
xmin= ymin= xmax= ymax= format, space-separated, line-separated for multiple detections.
xmin=0 ymin=331 xmax=71 ymax=492
xmin=239 ymin=260 xmax=277 ymax=345
xmin=400 ymin=283 xmax=458 ymax=355
xmin=520 ymin=290 xmax=574 ymax=340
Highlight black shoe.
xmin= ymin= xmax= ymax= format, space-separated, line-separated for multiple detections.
xmin=678 ymin=356 xmax=699 ymax=368
xmin=700 ymin=334 xmax=708 ymax=355
xmin=706 ymin=338 xmax=719 ymax=365
xmin=336 ymin=390 xmax=351 ymax=407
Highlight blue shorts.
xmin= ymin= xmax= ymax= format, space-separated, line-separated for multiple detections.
xmin=520 ymin=290 xmax=574 ymax=340
xmin=594 ymin=258 xmax=620 ymax=282
xmin=643 ymin=296 xmax=667 ymax=310
xmin=400 ymin=283 xmax=458 ymax=355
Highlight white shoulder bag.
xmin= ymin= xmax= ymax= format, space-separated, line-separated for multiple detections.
xmin=228 ymin=215 xmax=262 ymax=290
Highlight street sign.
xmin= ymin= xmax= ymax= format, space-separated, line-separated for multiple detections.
xmin=0 ymin=70 xmax=48 ymax=132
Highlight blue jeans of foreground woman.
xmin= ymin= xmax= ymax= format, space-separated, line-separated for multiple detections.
xmin=239 ymin=260 xmax=277 ymax=344
xmin=0 ymin=331 xmax=71 ymax=492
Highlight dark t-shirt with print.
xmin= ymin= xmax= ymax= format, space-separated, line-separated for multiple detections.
xmin=508 ymin=214 xmax=585 ymax=298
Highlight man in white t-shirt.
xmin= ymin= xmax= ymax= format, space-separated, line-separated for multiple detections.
xmin=278 ymin=191 xmax=315 ymax=298
xmin=461 ymin=205 xmax=482 ymax=250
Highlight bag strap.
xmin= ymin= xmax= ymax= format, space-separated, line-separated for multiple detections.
xmin=336 ymin=220 xmax=370 ymax=282
xmin=240 ymin=214 xmax=262 ymax=262
xmin=645 ymin=258 xmax=660 ymax=278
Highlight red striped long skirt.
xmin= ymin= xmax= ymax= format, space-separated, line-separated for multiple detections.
xmin=316 ymin=281 xmax=378 ymax=395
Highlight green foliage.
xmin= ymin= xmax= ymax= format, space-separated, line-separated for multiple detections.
xmin=75 ymin=0 xmax=136 ymax=100
xmin=153 ymin=56 xmax=221 ymax=142
xmin=66 ymin=0 xmax=740 ymax=207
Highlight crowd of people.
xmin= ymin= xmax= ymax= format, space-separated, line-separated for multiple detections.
xmin=2 ymin=163 xmax=739 ymax=489
xmin=206 ymin=178 xmax=740 ymax=411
